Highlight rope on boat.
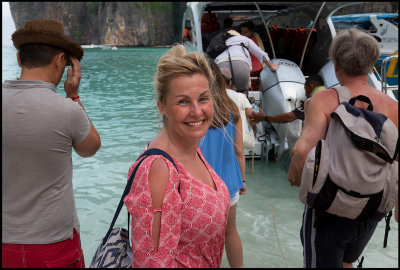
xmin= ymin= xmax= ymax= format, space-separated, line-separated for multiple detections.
xmin=264 ymin=187 xmax=289 ymax=268
xmin=254 ymin=164 xmax=289 ymax=267
xmin=264 ymin=187 xmax=289 ymax=267
xmin=251 ymin=150 xmax=255 ymax=174
xmin=248 ymin=131 xmax=288 ymax=267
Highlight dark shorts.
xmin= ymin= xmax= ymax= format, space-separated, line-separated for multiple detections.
xmin=300 ymin=206 xmax=379 ymax=268
xmin=2 ymin=229 xmax=85 ymax=268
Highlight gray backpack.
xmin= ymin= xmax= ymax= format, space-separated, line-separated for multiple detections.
xmin=299 ymin=86 xmax=398 ymax=223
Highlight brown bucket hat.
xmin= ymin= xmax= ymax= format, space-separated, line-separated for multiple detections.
xmin=12 ymin=19 xmax=84 ymax=61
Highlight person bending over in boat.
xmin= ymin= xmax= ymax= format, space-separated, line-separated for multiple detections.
xmin=239 ymin=21 xmax=266 ymax=91
xmin=250 ymin=75 xmax=324 ymax=124
xmin=123 ymin=44 xmax=230 ymax=268
xmin=213 ymin=28 xmax=279 ymax=95
xmin=287 ymin=28 xmax=398 ymax=268
xmin=200 ymin=61 xmax=247 ymax=268
xmin=2 ymin=19 xmax=101 ymax=268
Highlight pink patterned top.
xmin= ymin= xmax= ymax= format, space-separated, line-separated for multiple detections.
xmin=124 ymin=147 xmax=231 ymax=268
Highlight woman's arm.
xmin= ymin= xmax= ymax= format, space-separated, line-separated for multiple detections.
xmin=234 ymin=116 xmax=246 ymax=194
xmin=126 ymin=156 xmax=181 ymax=268
xmin=148 ymin=157 xmax=170 ymax=251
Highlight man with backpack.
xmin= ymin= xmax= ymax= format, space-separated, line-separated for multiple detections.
xmin=287 ymin=28 xmax=398 ymax=268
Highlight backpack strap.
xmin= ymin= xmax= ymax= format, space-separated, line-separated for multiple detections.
xmin=392 ymin=138 xmax=399 ymax=161
xmin=225 ymin=40 xmax=249 ymax=93
xmin=227 ymin=49 xmax=236 ymax=90
xmin=102 ymin=148 xmax=179 ymax=245
xmin=333 ymin=85 xmax=352 ymax=103
xmin=383 ymin=210 xmax=392 ymax=248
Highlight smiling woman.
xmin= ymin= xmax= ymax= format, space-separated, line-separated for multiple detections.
xmin=159 ymin=73 xmax=213 ymax=141
xmin=123 ymin=44 xmax=231 ymax=268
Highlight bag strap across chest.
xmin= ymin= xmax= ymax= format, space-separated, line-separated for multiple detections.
xmin=103 ymin=148 xmax=179 ymax=245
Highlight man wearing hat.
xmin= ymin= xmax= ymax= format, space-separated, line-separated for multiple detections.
xmin=2 ymin=19 xmax=101 ymax=268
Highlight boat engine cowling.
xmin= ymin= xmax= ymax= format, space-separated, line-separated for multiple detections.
xmin=259 ymin=59 xmax=306 ymax=156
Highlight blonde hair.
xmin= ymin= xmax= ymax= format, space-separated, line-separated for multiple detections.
xmin=154 ymin=44 xmax=214 ymax=105
xmin=208 ymin=60 xmax=239 ymax=129
xmin=329 ymin=28 xmax=380 ymax=76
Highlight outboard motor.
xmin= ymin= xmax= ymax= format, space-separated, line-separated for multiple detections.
xmin=259 ymin=59 xmax=306 ymax=160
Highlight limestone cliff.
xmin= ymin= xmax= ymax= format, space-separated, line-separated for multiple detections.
xmin=9 ymin=2 xmax=187 ymax=46
xmin=9 ymin=2 xmax=397 ymax=46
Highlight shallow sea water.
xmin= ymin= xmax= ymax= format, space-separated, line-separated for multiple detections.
xmin=2 ymin=46 xmax=398 ymax=268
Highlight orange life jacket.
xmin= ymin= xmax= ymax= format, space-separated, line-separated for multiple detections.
xmin=201 ymin=13 xmax=219 ymax=33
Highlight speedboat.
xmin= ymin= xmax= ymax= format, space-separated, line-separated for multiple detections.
xmin=181 ymin=2 xmax=398 ymax=165
xmin=81 ymin=44 xmax=98 ymax=49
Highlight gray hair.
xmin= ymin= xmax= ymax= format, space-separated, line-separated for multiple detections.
xmin=329 ymin=28 xmax=380 ymax=76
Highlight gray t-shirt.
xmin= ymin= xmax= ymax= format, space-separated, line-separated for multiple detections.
xmin=2 ymin=80 xmax=91 ymax=244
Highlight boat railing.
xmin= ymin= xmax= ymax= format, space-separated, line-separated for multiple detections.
xmin=381 ymin=54 xmax=398 ymax=94
xmin=299 ymin=2 xmax=326 ymax=69
xmin=254 ymin=2 xmax=276 ymax=59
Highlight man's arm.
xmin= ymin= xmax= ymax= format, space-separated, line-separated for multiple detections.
xmin=265 ymin=112 xmax=298 ymax=123
xmin=71 ymin=99 xmax=101 ymax=157
xmin=287 ymin=90 xmax=335 ymax=186
xmin=65 ymin=56 xmax=101 ymax=157
xmin=250 ymin=108 xmax=298 ymax=123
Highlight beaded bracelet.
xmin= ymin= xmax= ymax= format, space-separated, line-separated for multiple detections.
xmin=68 ymin=95 xmax=80 ymax=101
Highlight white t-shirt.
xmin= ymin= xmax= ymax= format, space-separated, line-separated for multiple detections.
xmin=226 ymin=89 xmax=252 ymax=111
xmin=226 ymin=89 xmax=255 ymax=149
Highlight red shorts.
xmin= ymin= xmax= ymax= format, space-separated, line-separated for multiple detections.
xmin=2 ymin=229 xmax=85 ymax=268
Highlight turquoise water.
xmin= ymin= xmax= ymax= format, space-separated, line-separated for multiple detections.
xmin=2 ymin=46 xmax=398 ymax=268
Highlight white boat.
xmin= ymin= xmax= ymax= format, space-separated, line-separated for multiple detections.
xmin=98 ymin=44 xmax=112 ymax=50
xmin=81 ymin=44 xmax=98 ymax=49
xmin=181 ymin=2 xmax=398 ymax=164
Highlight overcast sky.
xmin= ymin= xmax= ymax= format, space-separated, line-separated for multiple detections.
xmin=2 ymin=2 xmax=16 ymax=46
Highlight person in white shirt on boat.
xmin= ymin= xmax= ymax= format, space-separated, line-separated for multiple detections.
xmin=214 ymin=29 xmax=279 ymax=95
